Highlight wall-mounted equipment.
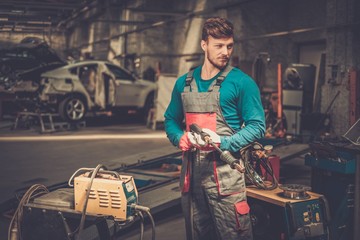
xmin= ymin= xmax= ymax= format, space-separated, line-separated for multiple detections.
xmin=283 ymin=63 xmax=316 ymax=135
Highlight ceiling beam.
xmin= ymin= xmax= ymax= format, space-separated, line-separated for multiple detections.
xmin=0 ymin=14 xmax=54 ymax=22
xmin=0 ymin=1 xmax=82 ymax=11
xmin=94 ymin=19 xmax=152 ymax=25
xmin=126 ymin=8 xmax=189 ymax=16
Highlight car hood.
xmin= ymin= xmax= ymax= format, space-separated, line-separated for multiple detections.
xmin=0 ymin=42 xmax=65 ymax=63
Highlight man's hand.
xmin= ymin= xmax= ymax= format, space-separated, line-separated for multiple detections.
xmin=179 ymin=133 xmax=192 ymax=151
xmin=202 ymin=128 xmax=221 ymax=144
xmin=179 ymin=132 xmax=206 ymax=151
xmin=179 ymin=129 xmax=221 ymax=151
xmin=188 ymin=132 xmax=206 ymax=148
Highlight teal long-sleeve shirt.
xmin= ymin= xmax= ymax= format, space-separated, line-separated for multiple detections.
xmin=164 ymin=66 xmax=265 ymax=152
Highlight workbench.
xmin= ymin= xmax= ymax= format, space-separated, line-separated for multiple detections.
xmin=271 ymin=143 xmax=310 ymax=162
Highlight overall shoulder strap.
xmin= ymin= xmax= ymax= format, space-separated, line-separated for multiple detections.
xmin=209 ymin=65 xmax=234 ymax=92
xmin=184 ymin=69 xmax=197 ymax=92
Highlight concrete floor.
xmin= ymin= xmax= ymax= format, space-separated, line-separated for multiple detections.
xmin=0 ymin=114 xmax=312 ymax=240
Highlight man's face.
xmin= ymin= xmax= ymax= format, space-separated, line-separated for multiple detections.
xmin=201 ymin=36 xmax=234 ymax=70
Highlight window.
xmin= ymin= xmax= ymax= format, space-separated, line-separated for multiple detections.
xmin=106 ymin=64 xmax=134 ymax=81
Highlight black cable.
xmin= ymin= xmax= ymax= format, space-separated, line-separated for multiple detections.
xmin=242 ymin=145 xmax=278 ymax=190
xmin=8 ymin=184 xmax=49 ymax=240
xmin=258 ymin=157 xmax=278 ymax=190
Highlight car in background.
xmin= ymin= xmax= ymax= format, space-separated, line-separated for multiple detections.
xmin=14 ymin=60 xmax=157 ymax=123
xmin=0 ymin=37 xmax=66 ymax=89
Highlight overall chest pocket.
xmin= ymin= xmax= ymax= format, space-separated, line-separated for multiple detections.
xmin=181 ymin=92 xmax=219 ymax=113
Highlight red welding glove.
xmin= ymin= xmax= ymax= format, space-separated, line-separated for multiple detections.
xmin=178 ymin=133 xmax=193 ymax=151
xmin=179 ymin=132 xmax=207 ymax=151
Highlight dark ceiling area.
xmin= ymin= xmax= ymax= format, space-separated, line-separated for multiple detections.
xmin=0 ymin=0 xmax=194 ymax=34
xmin=0 ymin=0 xmax=90 ymax=33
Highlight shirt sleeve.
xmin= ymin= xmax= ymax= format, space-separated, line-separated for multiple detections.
xmin=164 ymin=75 xmax=186 ymax=147
xmin=220 ymin=76 xmax=266 ymax=152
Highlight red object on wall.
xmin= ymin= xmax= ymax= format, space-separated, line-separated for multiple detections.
xmin=277 ymin=63 xmax=283 ymax=120
xmin=261 ymin=155 xmax=280 ymax=183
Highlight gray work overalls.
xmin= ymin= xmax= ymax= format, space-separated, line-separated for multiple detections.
xmin=180 ymin=65 xmax=253 ymax=240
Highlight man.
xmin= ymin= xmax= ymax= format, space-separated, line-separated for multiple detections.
xmin=164 ymin=17 xmax=265 ymax=240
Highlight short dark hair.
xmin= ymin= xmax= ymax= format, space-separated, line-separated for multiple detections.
xmin=202 ymin=17 xmax=234 ymax=41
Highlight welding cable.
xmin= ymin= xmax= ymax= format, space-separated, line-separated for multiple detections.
xmin=7 ymin=184 xmax=49 ymax=240
xmin=76 ymin=164 xmax=104 ymax=240
xmin=243 ymin=149 xmax=278 ymax=190
xmin=131 ymin=204 xmax=156 ymax=240
xmin=258 ymin=157 xmax=278 ymax=190
xmin=138 ymin=211 xmax=145 ymax=240
xmin=145 ymin=209 xmax=156 ymax=240
xmin=67 ymin=167 xmax=103 ymax=187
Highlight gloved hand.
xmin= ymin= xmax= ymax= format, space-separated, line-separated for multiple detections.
xmin=202 ymin=128 xmax=221 ymax=144
xmin=179 ymin=129 xmax=221 ymax=151
xmin=178 ymin=132 xmax=206 ymax=151
xmin=188 ymin=132 xmax=206 ymax=148
xmin=178 ymin=133 xmax=193 ymax=151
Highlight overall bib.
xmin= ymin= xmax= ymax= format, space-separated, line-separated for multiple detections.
xmin=180 ymin=65 xmax=253 ymax=240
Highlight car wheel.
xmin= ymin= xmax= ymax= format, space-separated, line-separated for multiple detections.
xmin=58 ymin=95 xmax=87 ymax=122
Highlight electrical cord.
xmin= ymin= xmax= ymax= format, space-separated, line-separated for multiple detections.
xmin=242 ymin=144 xmax=278 ymax=190
xmin=145 ymin=209 xmax=156 ymax=240
xmin=76 ymin=164 xmax=105 ymax=240
xmin=130 ymin=204 xmax=156 ymax=240
xmin=8 ymin=184 xmax=49 ymax=240
xmin=138 ymin=211 xmax=144 ymax=240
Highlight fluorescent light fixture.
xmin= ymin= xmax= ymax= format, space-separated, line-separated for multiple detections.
xmin=27 ymin=21 xmax=51 ymax=25
xmin=152 ymin=21 xmax=165 ymax=27
xmin=11 ymin=10 xmax=24 ymax=13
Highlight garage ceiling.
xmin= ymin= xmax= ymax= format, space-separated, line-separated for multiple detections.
xmin=0 ymin=0 xmax=253 ymax=34
xmin=0 ymin=0 xmax=90 ymax=32
xmin=0 ymin=0 xmax=194 ymax=33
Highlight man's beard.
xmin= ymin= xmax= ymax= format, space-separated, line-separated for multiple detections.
xmin=207 ymin=54 xmax=229 ymax=70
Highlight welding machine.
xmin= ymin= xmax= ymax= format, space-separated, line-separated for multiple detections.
xmin=15 ymin=165 xmax=155 ymax=240
xmin=247 ymin=184 xmax=330 ymax=240
xmin=72 ymin=167 xmax=138 ymax=221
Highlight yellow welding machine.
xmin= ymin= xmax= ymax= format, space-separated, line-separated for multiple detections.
xmin=74 ymin=172 xmax=138 ymax=221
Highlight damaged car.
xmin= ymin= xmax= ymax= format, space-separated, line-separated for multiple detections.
xmin=14 ymin=60 xmax=157 ymax=123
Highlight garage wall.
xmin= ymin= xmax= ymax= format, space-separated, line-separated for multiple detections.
xmin=322 ymin=0 xmax=357 ymax=136
xmin=65 ymin=0 xmax=197 ymax=77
